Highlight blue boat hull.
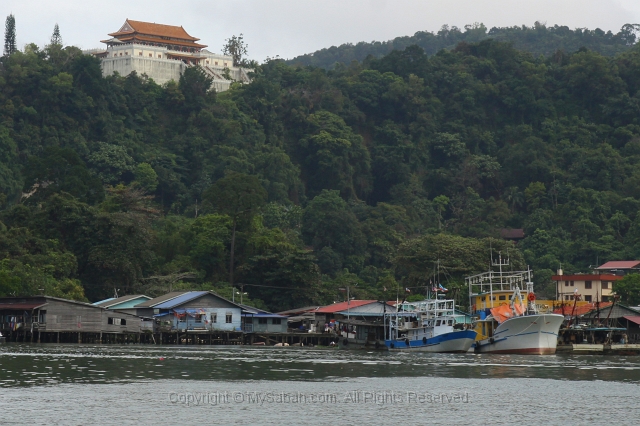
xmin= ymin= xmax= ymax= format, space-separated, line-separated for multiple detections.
xmin=385 ymin=330 xmax=477 ymax=352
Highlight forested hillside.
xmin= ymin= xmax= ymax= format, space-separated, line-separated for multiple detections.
xmin=3 ymin=30 xmax=640 ymax=310
xmin=288 ymin=22 xmax=639 ymax=69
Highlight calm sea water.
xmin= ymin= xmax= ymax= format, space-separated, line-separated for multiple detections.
xmin=1 ymin=344 xmax=639 ymax=425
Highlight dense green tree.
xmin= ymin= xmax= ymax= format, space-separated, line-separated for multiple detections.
xmin=203 ymin=173 xmax=267 ymax=286
xmin=613 ymin=273 xmax=640 ymax=306
xmin=222 ymin=34 xmax=248 ymax=67
xmin=302 ymin=190 xmax=366 ymax=274
xmin=3 ymin=14 xmax=16 ymax=56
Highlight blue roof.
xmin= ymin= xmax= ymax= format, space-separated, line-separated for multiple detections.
xmin=153 ymin=291 xmax=210 ymax=309
xmin=93 ymin=297 xmax=115 ymax=305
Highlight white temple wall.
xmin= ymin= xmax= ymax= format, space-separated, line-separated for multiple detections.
xmin=98 ymin=44 xmax=244 ymax=90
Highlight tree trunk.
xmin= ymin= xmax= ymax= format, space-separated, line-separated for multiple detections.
xmin=229 ymin=218 xmax=237 ymax=286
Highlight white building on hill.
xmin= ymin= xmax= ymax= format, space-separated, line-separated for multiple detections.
xmin=88 ymin=19 xmax=249 ymax=91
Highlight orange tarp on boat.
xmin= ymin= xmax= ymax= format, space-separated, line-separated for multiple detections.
xmin=513 ymin=302 xmax=525 ymax=315
xmin=490 ymin=305 xmax=514 ymax=323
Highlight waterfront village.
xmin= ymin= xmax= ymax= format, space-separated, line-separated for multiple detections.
xmin=1 ymin=258 xmax=640 ymax=355
xmin=1 ymin=19 xmax=640 ymax=355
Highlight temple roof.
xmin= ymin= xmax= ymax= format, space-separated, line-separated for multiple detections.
xmin=104 ymin=19 xmax=207 ymax=49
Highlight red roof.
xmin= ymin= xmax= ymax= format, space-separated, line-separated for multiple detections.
xmin=551 ymin=274 xmax=623 ymax=281
xmin=315 ymin=300 xmax=378 ymax=314
xmin=596 ymin=261 xmax=640 ymax=269
xmin=553 ymin=302 xmax=612 ymax=316
xmin=623 ymin=316 xmax=640 ymax=325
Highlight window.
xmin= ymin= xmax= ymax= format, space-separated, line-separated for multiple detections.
xmin=585 ymin=295 xmax=592 ymax=302
xmin=602 ymin=281 xmax=609 ymax=289
xmin=179 ymin=315 xmax=186 ymax=323
xmin=215 ymin=61 xmax=218 ymax=65
xmin=565 ymin=281 xmax=570 ymax=287
xmin=211 ymin=313 xmax=217 ymax=323
xmin=206 ymin=60 xmax=209 ymax=64
xmin=139 ymin=52 xmax=142 ymax=56
xmin=39 ymin=310 xmax=47 ymax=323
xmin=108 ymin=317 xmax=124 ymax=325
xmin=585 ymin=281 xmax=592 ymax=289
xmin=258 ymin=318 xmax=268 ymax=324
xmin=158 ymin=54 xmax=161 ymax=58
xmin=499 ymin=295 xmax=506 ymax=301
xmin=436 ymin=320 xmax=441 ymax=326
xmin=125 ymin=51 xmax=128 ymax=55
xmin=272 ymin=318 xmax=281 ymax=325
xmin=121 ymin=319 xmax=126 ymax=325
xmin=149 ymin=53 xmax=152 ymax=57
xmin=226 ymin=314 xmax=233 ymax=324
xmin=224 ymin=62 xmax=228 ymax=67
xmin=195 ymin=314 xmax=202 ymax=323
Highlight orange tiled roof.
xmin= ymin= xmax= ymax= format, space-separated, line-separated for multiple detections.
xmin=109 ymin=19 xmax=200 ymax=41
xmin=553 ymin=302 xmax=613 ymax=316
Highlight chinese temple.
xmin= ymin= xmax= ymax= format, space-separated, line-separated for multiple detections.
xmin=88 ymin=19 xmax=249 ymax=91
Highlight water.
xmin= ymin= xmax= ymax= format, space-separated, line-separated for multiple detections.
xmin=1 ymin=344 xmax=639 ymax=425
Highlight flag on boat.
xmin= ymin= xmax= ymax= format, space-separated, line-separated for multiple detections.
xmin=439 ymin=284 xmax=448 ymax=292
xmin=405 ymin=287 xmax=411 ymax=293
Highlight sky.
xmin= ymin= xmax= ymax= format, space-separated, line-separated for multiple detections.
xmin=2 ymin=0 xmax=640 ymax=61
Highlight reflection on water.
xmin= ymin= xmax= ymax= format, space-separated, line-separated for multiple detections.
xmin=1 ymin=344 xmax=640 ymax=387
xmin=1 ymin=344 xmax=640 ymax=425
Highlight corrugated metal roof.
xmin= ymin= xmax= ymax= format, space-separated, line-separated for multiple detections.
xmin=153 ymin=291 xmax=210 ymax=309
xmin=336 ymin=301 xmax=396 ymax=316
xmin=242 ymin=313 xmax=287 ymax=318
xmin=581 ymin=304 xmax=640 ymax=319
xmin=315 ymin=300 xmax=378 ymax=313
xmin=623 ymin=315 xmax=640 ymax=325
xmin=94 ymin=295 xmax=150 ymax=308
xmin=0 ymin=302 xmax=47 ymax=310
xmin=276 ymin=306 xmax=320 ymax=315
xmin=596 ymin=260 xmax=640 ymax=269
xmin=135 ymin=291 xmax=190 ymax=308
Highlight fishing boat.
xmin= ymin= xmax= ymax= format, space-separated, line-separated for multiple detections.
xmin=384 ymin=298 xmax=477 ymax=352
xmin=467 ymin=255 xmax=564 ymax=354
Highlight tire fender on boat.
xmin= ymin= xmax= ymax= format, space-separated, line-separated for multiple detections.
xmin=342 ymin=338 xmax=348 ymax=346
xmin=422 ymin=337 xmax=427 ymax=344
xmin=405 ymin=338 xmax=410 ymax=347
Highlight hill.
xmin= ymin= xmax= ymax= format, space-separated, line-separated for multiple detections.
xmin=3 ymin=32 xmax=640 ymax=309
xmin=287 ymin=22 xmax=639 ymax=69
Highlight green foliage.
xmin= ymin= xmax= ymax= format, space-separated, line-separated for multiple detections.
xmin=50 ymin=23 xmax=62 ymax=46
xmin=3 ymin=14 xmax=16 ymax=56
xmin=4 ymin=27 xmax=640 ymax=311
xmin=288 ymin=22 xmax=638 ymax=69
xmin=614 ymin=274 xmax=640 ymax=306
xmin=222 ymin=34 xmax=248 ymax=67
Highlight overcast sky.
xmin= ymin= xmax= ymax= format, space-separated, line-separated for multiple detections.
xmin=3 ymin=0 xmax=640 ymax=61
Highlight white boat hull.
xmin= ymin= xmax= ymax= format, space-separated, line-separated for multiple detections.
xmin=475 ymin=314 xmax=564 ymax=354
